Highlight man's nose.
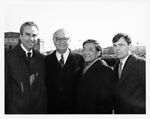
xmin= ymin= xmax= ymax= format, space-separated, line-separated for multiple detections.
xmin=29 ymin=36 xmax=34 ymax=41
xmin=60 ymin=39 xmax=65 ymax=43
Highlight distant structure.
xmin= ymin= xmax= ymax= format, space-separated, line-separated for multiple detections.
xmin=5 ymin=32 xmax=20 ymax=50
xmin=4 ymin=32 xmax=44 ymax=53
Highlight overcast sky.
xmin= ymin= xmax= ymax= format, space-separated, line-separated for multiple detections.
xmin=3 ymin=0 xmax=150 ymax=52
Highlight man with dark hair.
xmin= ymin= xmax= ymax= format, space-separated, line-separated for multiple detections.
xmin=5 ymin=21 xmax=47 ymax=114
xmin=112 ymin=33 xmax=146 ymax=114
xmin=76 ymin=39 xmax=114 ymax=114
xmin=45 ymin=28 xmax=84 ymax=114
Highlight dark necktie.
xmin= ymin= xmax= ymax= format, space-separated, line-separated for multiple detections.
xmin=118 ymin=61 xmax=123 ymax=79
xmin=60 ymin=55 xmax=64 ymax=68
xmin=27 ymin=52 xmax=31 ymax=59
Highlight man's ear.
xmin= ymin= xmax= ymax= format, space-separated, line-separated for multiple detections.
xmin=20 ymin=35 xmax=22 ymax=42
xmin=129 ymin=43 xmax=132 ymax=50
xmin=96 ymin=51 xmax=101 ymax=58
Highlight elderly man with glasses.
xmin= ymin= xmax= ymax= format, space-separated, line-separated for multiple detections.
xmin=45 ymin=28 xmax=84 ymax=114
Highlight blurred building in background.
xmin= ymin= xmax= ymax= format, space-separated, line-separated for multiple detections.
xmin=5 ymin=32 xmax=20 ymax=51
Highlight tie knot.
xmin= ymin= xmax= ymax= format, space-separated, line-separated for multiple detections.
xmin=27 ymin=52 xmax=31 ymax=58
xmin=61 ymin=55 xmax=64 ymax=59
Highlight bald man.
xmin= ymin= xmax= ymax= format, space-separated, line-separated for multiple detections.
xmin=45 ymin=29 xmax=84 ymax=114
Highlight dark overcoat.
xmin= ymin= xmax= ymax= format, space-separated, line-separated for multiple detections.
xmin=113 ymin=55 xmax=146 ymax=114
xmin=5 ymin=44 xmax=47 ymax=114
xmin=76 ymin=59 xmax=114 ymax=114
xmin=45 ymin=50 xmax=84 ymax=114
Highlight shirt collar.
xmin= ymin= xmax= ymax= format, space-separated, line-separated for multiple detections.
xmin=56 ymin=49 xmax=70 ymax=64
xmin=21 ymin=43 xmax=33 ymax=57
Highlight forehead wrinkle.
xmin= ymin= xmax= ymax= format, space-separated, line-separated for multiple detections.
xmin=23 ymin=26 xmax=38 ymax=34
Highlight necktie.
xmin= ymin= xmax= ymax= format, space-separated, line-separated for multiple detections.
xmin=118 ymin=62 xmax=123 ymax=79
xmin=60 ymin=55 xmax=64 ymax=68
xmin=27 ymin=52 xmax=31 ymax=59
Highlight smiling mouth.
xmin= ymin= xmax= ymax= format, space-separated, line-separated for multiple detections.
xmin=59 ymin=45 xmax=66 ymax=47
xmin=84 ymin=56 xmax=90 ymax=59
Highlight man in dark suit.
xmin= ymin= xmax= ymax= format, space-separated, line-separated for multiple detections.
xmin=5 ymin=21 xmax=47 ymax=114
xmin=45 ymin=28 xmax=84 ymax=114
xmin=76 ymin=39 xmax=114 ymax=114
xmin=112 ymin=33 xmax=146 ymax=114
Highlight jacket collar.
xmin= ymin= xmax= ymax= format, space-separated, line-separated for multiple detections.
xmin=14 ymin=44 xmax=39 ymax=58
xmin=119 ymin=55 xmax=135 ymax=81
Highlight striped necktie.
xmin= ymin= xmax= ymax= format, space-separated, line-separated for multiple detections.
xmin=60 ymin=55 xmax=64 ymax=68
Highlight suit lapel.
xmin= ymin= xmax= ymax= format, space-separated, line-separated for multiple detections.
xmin=62 ymin=50 xmax=74 ymax=69
xmin=120 ymin=55 xmax=135 ymax=81
xmin=113 ymin=60 xmax=120 ymax=79
xmin=15 ymin=44 xmax=31 ymax=89
xmin=52 ymin=50 xmax=63 ymax=69
xmin=82 ymin=60 xmax=100 ymax=76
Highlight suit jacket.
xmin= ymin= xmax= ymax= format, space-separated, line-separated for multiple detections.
xmin=76 ymin=59 xmax=114 ymax=114
xmin=45 ymin=50 xmax=84 ymax=114
xmin=113 ymin=55 xmax=146 ymax=114
xmin=5 ymin=44 xmax=47 ymax=114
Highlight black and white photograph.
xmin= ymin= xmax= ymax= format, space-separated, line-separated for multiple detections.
xmin=1 ymin=0 xmax=150 ymax=119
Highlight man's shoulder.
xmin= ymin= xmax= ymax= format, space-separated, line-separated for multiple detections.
xmin=70 ymin=51 xmax=83 ymax=58
xmin=34 ymin=51 xmax=45 ymax=58
xmin=70 ymin=52 xmax=84 ymax=63
xmin=92 ymin=60 xmax=112 ymax=73
xmin=97 ymin=59 xmax=112 ymax=68
xmin=45 ymin=51 xmax=55 ymax=58
xmin=130 ymin=54 xmax=145 ymax=64
xmin=5 ymin=47 xmax=18 ymax=58
xmin=68 ymin=52 xmax=84 ymax=67
xmin=5 ymin=48 xmax=22 ymax=66
xmin=45 ymin=51 xmax=56 ymax=63
xmin=92 ymin=60 xmax=114 ymax=79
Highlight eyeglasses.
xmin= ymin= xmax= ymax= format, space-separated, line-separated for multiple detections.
xmin=55 ymin=37 xmax=69 ymax=42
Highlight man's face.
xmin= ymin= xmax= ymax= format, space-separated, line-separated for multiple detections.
xmin=82 ymin=43 xmax=100 ymax=63
xmin=53 ymin=30 xmax=70 ymax=54
xmin=20 ymin=25 xmax=38 ymax=51
xmin=113 ymin=37 xmax=131 ymax=60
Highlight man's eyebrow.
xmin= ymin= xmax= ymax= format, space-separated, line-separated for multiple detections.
xmin=25 ymin=32 xmax=30 ymax=35
xmin=25 ymin=32 xmax=37 ymax=36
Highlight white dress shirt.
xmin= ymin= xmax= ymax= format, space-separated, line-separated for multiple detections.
xmin=56 ymin=49 xmax=70 ymax=64
xmin=21 ymin=44 xmax=33 ymax=58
